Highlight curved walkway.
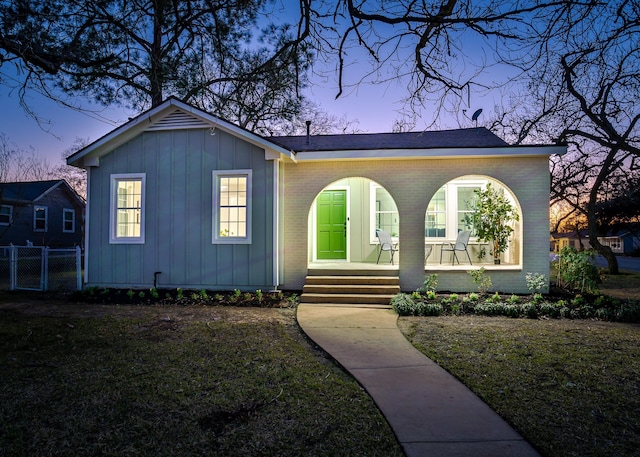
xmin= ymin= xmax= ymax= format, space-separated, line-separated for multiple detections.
xmin=297 ymin=304 xmax=540 ymax=457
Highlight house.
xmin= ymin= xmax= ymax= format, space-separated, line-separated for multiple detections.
xmin=598 ymin=227 xmax=640 ymax=255
xmin=550 ymin=230 xmax=590 ymax=253
xmin=551 ymin=227 xmax=640 ymax=255
xmin=0 ymin=180 xmax=85 ymax=248
xmin=67 ymin=98 xmax=565 ymax=294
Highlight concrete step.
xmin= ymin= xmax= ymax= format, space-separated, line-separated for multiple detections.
xmin=303 ymin=284 xmax=400 ymax=295
xmin=308 ymin=268 xmax=398 ymax=277
xmin=304 ymin=275 xmax=399 ymax=286
xmin=300 ymin=293 xmax=395 ymax=305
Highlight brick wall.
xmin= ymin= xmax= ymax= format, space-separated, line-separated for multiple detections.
xmin=281 ymin=155 xmax=551 ymax=294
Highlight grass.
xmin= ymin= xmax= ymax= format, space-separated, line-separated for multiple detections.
xmin=0 ymin=303 xmax=403 ymax=457
xmin=397 ymin=316 xmax=640 ymax=457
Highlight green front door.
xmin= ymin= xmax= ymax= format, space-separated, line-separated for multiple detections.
xmin=316 ymin=190 xmax=347 ymax=260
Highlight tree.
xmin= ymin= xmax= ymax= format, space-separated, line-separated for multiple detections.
xmin=301 ymin=1 xmax=599 ymax=124
xmin=496 ymin=0 xmax=640 ymax=274
xmin=0 ymin=133 xmax=53 ymax=182
xmin=0 ymin=0 xmax=312 ymax=126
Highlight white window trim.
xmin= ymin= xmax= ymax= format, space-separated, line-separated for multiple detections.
xmin=110 ymin=173 xmax=146 ymax=244
xmin=33 ymin=206 xmax=48 ymax=232
xmin=63 ymin=208 xmax=75 ymax=233
xmin=425 ymin=179 xmax=486 ymax=241
xmin=0 ymin=204 xmax=12 ymax=226
xmin=369 ymin=182 xmax=399 ymax=244
xmin=212 ymin=169 xmax=252 ymax=245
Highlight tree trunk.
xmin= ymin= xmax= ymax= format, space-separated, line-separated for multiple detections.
xmin=586 ymin=149 xmax=620 ymax=274
xmin=150 ymin=0 xmax=164 ymax=108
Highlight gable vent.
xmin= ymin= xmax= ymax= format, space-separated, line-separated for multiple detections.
xmin=146 ymin=109 xmax=213 ymax=131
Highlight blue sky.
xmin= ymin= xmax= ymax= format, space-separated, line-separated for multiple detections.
xmin=0 ymin=65 xmax=415 ymax=166
xmin=0 ymin=2 xmax=504 ymax=168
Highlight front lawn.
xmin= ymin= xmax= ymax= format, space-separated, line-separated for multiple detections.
xmin=0 ymin=302 xmax=402 ymax=457
xmin=398 ymin=315 xmax=640 ymax=457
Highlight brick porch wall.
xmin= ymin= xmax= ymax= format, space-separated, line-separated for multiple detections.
xmin=281 ymin=156 xmax=551 ymax=294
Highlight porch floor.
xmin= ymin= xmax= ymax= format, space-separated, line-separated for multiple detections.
xmin=308 ymin=261 xmax=399 ymax=271
xmin=308 ymin=260 xmax=520 ymax=271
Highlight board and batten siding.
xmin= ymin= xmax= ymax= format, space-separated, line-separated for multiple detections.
xmin=86 ymin=128 xmax=275 ymax=290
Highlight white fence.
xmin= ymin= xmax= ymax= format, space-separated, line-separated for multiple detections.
xmin=0 ymin=246 xmax=82 ymax=291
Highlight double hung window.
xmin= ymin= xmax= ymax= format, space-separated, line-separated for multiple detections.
xmin=212 ymin=170 xmax=252 ymax=244
xmin=34 ymin=206 xmax=48 ymax=232
xmin=0 ymin=205 xmax=12 ymax=225
xmin=110 ymin=174 xmax=145 ymax=244
xmin=63 ymin=209 xmax=75 ymax=233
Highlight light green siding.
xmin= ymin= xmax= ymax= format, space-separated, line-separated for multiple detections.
xmin=86 ymin=129 xmax=275 ymax=290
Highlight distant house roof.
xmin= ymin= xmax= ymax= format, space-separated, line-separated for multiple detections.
xmin=551 ymin=230 xmax=590 ymax=240
xmin=0 ymin=180 xmax=84 ymax=206
xmin=270 ymin=127 xmax=509 ymax=152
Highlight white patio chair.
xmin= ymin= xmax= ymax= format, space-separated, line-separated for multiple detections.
xmin=375 ymin=229 xmax=398 ymax=265
xmin=439 ymin=230 xmax=472 ymax=265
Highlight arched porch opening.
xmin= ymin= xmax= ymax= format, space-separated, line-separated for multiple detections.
xmin=307 ymin=177 xmax=399 ymax=268
xmin=424 ymin=175 xmax=523 ymax=268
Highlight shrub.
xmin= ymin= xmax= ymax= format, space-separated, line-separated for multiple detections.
xmin=616 ymin=301 xmax=640 ymax=322
xmin=553 ymin=246 xmax=600 ymax=294
xmin=526 ymin=272 xmax=548 ymax=294
xmin=468 ymin=267 xmax=492 ymax=294
xmin=417 ymin=274 xmax=439 ymax=293
xmin=522 ymin=302 xmax=538 ymax=319
xmin=506 ymin=294 xmax=520 ymax=304
xmin=391 ymin=293 xmax=417 ymax=316
xmin=539 ymin=302 xmax=561 ymax=318
xmin=425 ymin=290 xmax=437 ymax=300
xmin=416 ymin=301 xmax=443 ymax=316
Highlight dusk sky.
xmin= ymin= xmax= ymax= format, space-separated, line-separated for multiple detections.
xmin=0 ymin=66 xmax=413 ymax=165
xmin=0 ymin=2 xmax=500 ymax=169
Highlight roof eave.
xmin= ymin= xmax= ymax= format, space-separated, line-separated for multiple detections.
xmin=67 ymin=98 xmax=295 ymax=168
xmin=294 ymin=145 xmax=567 ymax=161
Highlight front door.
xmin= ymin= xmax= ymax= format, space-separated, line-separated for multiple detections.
xmin=316 ymin=190 xmax=347 ymax=260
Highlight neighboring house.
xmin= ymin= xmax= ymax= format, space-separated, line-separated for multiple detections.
xmin=551 ymin=230 xmax=590 ymax=253
xmin=551 ymin=228 xmax=640 ymax=255
xmin=0 ymin=180 xmax=85 ymax=248
xmin=67 ymin=98 xmax=565 ymax=294
xmin=598 ymin=227 xmax=640 ymax=255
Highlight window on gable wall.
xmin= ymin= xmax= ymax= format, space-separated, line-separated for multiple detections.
xmin=33 ymin=206 xmax=48 ymax=232
xmin=110 ymin=174 xmax=145 ymax=244
xmin=212 ymin=170 xmax=252 ymax=244
xmin=63 ymin=208 xmax=75 ymax=233
xmin=0 ymin=205 xmax=12 ymax=225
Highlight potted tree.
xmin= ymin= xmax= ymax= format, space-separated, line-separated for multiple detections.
xmin=464 ymin=183 xmax=519 ymax=264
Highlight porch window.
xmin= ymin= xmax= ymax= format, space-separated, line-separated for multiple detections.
xmin=63 ymin=208 xmax=75 ymax=233
xmin=425 ymin=187 xmax=446 ymax=237
xmin=425 ymin=176 xmax=521 ymax=265
xmin=33 ymin=206 xmax=48 ymax=232
xmin=0 ymin=205 xmax=12 ymax=225
xmin=424 ymin=180 xmax=483 ymax=240
xmin=212 ymin=170 xmax=252 ymax=244
xmin=370 ymin=183 xmax=399 ymax=242
xmin=110 ymin=174 xmax=145 ymax=244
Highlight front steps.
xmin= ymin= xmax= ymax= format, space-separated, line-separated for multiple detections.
xmin=301 ymin=269 xmax=399 ymax=308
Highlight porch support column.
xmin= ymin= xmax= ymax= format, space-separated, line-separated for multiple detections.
xmin=398 ymin=201 xmax=426 ymax=292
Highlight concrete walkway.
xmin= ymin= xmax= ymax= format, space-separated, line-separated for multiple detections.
xmin=297 ymin=304 xmax=540 ymax=457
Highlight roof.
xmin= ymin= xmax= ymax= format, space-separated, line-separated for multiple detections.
xmin=0 ymin=180 xmax=64 ymax=202
xmin=270 ymin=127 xmax=509 ymax=152
xmin=67 ymin=98 xmax=566 ymax=168
xmin=0 ymin=180 xmax=85 ymax=207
